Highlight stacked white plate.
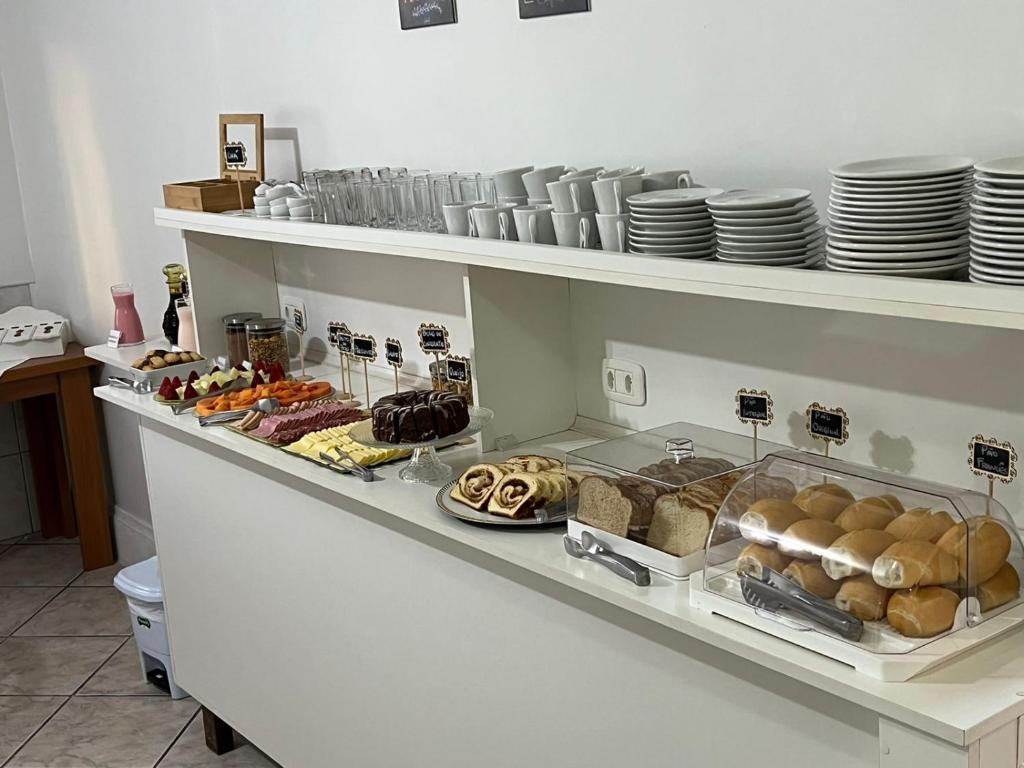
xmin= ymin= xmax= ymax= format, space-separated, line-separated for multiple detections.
xmin=969 ymin=157 xmax=1024 ymax=285
xmin=625 ymin=188 xmax=724 ymax=259
xmin=707 ymin=188 xmax=823 ymax=268
xmin=826 ymin=155 xmax=973 ymax=279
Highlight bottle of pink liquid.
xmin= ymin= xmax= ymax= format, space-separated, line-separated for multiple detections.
xmin=110 ymin=283 xmax=145 ymax=345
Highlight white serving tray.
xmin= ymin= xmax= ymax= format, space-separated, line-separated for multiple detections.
xmin=567 ymin=519 xmax=705 ymax=579
xmin=690 ymin=568 xmax=1024 ymax=681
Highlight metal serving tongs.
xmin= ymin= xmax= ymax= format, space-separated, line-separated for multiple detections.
xmin=740 ymin=568 xmax=863 ymax=641
xmin=108 ymin=376 xmax=152 ymax=395
xmin=319 ymin=449 xmax=377 ymax=482
xmin=198 ymin=398 xmax=279 ymax=427
xmin=563 ymin=530 xmax=651 ymax=586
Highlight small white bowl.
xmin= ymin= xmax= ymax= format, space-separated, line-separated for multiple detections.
xmin=270 ymin=206 xmax=289 ymax=217
xmin=289 ymin=205 xmax=313 ymax=218
xmin=285 ymin=196 xmax=309 ymax=209
xmin=291 ymin=216 xmax=313 ymax=222
xmin=265 ymin=186 xmax=291 ymax=202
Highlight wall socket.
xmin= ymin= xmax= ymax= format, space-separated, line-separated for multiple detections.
xmin=602 ymin=358 xmax=646 ymax=406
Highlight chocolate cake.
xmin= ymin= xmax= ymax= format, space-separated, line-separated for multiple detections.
xmin=371 ymin=390 xmax=471 ymax=444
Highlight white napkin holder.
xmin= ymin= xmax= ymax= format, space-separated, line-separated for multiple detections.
xmin=0 ymin=307 xmax=72 ymax=362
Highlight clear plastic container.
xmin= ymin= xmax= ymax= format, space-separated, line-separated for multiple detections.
xmin=566 ymin=422 xmax=788 ymax=577
xmin=222 ymin=312 xmax=262 ymax=366
xmin=697 ymin=450 xmax=1024 ymax=662
xmin=245 ymin=317 xmax=289 ymax=371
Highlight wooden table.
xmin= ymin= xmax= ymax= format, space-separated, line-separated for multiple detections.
xmin=0 ymin=343 xmax=113 ymax=569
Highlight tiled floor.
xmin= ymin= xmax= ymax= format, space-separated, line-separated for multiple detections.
xmin=0 ymin=536 xmax=280 ymax=767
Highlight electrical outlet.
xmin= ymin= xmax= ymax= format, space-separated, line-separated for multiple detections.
xmin=602 ymin=358 xmax=646 ymax=406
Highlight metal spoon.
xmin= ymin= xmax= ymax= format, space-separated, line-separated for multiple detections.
xmin=563 ymin=532 xmax=651 ymax=586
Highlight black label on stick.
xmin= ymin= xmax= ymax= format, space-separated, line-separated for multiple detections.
xmin=385 ymin=339 xmax=403 ymax=368
xmin=736 ymin=389 xmax=773 ymax=426
xmin=336 ymin=331 xmax=352 ymax=355
xmin=418 ymin=323 xmax=450 ymax=354
xmin=446 ymin=356 xmax=469 ymax=383
xmin=805 ymin=402 xmax=849 ymax=446
xmin=519 ymin=0 xmax=589 ymax=19
xmin=399 ymin=0 xmax=457 ymax=29
xmin=352 ymin=335 xmax=377 ymax=362
xmin=223 ymin=142 xmax=246 ymax=167
xmin=968 ymin=435 xmax=1017 ymax=483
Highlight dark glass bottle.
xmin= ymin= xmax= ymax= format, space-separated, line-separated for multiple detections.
xmin=162 ymin=264 xmax=186 ymax=345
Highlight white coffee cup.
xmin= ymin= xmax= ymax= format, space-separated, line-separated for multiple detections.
xmin=641 ymin=170 xmax=694 ymax=192
xmin=547 ymin=176 xmax=598 ymax=214
xmin=470 ymin=203 xmax=520 ymax=240
xmin=552 ymin=210 xmax=598 ymax=249
xmin=443 ymin=202 xmax=484 ymax=236
xmin=597 ymin=166 xmax=645 ymax=179
xmin=596 ymin=213 xmax=630 ymax=252
xmin=491 ymin=166 xmax=533 ymax=199
xmin=498 ymin=194 xmax=528 ymax=207
xmin=513 ymin=204 xmax=556 ymax=245
xmin=521 ymin=166 xmax=570 ymax=200
xmin=592 ymin=176 xmax=644 ymax=215
xmin=560 ymin=166 xmax=604 ymax=180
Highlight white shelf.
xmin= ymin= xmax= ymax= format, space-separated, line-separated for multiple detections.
xmin=97 ymin=378 xmax=1024 ymax=747
xmin=156 ymin=207 xmax=1024 ymax=330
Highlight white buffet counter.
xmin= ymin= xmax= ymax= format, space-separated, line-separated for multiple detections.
xmin=97 ymin=379 xmax=1024 ymax=768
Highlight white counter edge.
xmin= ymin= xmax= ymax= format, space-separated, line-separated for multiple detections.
xmin=96 ymin=382 xmax=1024 ymax=747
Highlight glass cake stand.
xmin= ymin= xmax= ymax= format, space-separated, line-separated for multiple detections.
xmin=348 ymin=406 xmax=494 ymax=484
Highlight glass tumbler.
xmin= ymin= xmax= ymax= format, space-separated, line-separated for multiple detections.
xmin=413 ymin=176 xmax=435 ymax=232
xmin=392 ymin=178 xmax=419 ymax=231
xmin=302 ymin=170 xmax=326 ymax=223
xmin=371 ymin=180 xmax=397 ymax=229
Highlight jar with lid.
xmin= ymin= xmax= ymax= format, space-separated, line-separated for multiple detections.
xmin=245 ymin=317 xmax=289 ymax=371
xmin=222 ymin=312 xmax=262 ymax=366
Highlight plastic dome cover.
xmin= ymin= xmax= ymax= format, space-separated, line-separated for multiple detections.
xmin=702 ymin=449 xmax=1024 ymax=655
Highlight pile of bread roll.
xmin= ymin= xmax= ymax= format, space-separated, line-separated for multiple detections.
xmin=736 ymin=482 xmax=1020 ymax=639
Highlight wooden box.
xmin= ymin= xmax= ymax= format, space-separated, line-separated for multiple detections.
xmin=163 ymin=178 xmax=260 ymax=213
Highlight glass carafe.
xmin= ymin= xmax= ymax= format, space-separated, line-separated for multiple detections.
xmin=110 ymin=284 xmax=144 ymax=345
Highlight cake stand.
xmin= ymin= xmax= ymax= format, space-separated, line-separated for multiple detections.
xmin=348 ymin=406 xmax=494 ymax=484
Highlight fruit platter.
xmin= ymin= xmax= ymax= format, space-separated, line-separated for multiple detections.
xmin=195 ymin=379 xmax=334 ymax=418
xmin=154 ymin=361 xmax=289 ymax=409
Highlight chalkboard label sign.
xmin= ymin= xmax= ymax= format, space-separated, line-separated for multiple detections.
xmin=336 ymin=330 xmax=353 ymax=356
xmin=223 ymin=141 xmax=246 ymax=168
xmin=968 ymin=435 xmax=1017 ymax=484
xmin=446 ymin=355 xmax=470 ymax=384
xmin=352 ymin=334 xmax=377 ymax=362
xmin=399 ymin=0 xmax=457 ymax=30
xmin=805 ymin=402 xmax=849 ymax=446
xmin=385 ymin=338 xmax=403 ymax=368
xmin=736 ymin=388 xmax=773 ymax=426
xmin=291 ymin=308 xmax=306 ymax=334
xmin=519 ymin=0 xmax=590 ymax=19
xmin=418 ymin=322 xmax=450 ymax=354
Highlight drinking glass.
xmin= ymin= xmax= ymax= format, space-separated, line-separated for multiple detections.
xmin=392 ymin=178 xmax=419 ymax=231
xmin=413 ymin=176 xmax=436 ymax=232
xmin=302 ymin=170 xmax=326 ymax=223
xmin=371 ymin=180 xmax=397 ymax=229
xmin=352 ymin=180 xmax=375 ymax=227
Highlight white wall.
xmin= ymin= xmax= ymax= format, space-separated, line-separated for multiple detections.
xmin=0 ymin=70 xmax=32 ymax=287
xmin=3 ymin=0 xmax=1024 ymax=543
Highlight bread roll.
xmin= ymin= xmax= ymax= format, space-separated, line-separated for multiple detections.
xmin=937 ymin=516 xmax=1012 ymax=584
xmin=739 ymin=499 xmax=806 ymax=545
xmin=885 ymin=508 xmax=955 ymax=543
xmin=871 ymin=540 xmax=959 ymax=589
xmin=783 ymin=560 xmax=841 ymax=599
xmin=835 ymin=574 xmax=891 ymax=621
xmin=777 ymin=519 xmax=845 ymax=560
xmin=835 ymin=497 xmax=899 ymax=532
xmin=821 ymin=529 xmax=897 ymax=580
xmin=886 ymin=587 xmax=959 ymax=638
xmin=978 ymin=562 xmax=1021 ymax=612
xmin=792 ymin=483 xmax=855 ymax=522
xmin=879 ymin=494 xmax=906 ymax=516
xmin=736 ymin=543 xmax=792 ymax=579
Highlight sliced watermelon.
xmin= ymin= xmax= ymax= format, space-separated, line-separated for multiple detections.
xmin=207 ymin=381 xmax=221 ymax=394
xmin=183 ymin=382 xmax=199 ymax=400
xmin=251 ymin=371 xmax=265 ymax=387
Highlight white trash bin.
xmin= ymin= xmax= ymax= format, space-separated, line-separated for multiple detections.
xmin=113 ymin=556 xmax=188 ymax=700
